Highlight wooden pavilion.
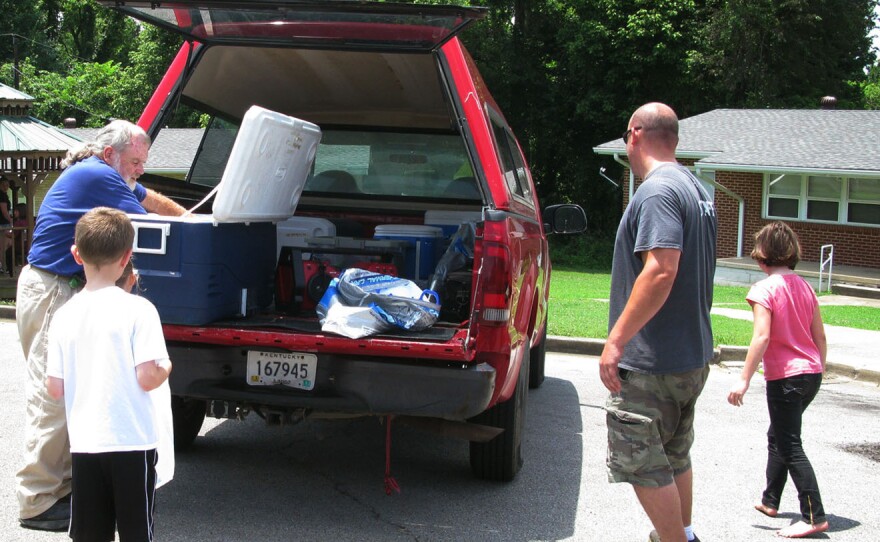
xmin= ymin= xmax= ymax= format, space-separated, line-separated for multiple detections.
xmin=0 ymin=83 xmax=81 ymax=275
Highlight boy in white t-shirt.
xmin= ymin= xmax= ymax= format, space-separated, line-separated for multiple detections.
xmin=46 ymin=207 xmax=172 ymax=542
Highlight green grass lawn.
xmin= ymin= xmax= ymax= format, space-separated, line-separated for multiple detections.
xmin=549 ymin=267 xmax=880 ymax=347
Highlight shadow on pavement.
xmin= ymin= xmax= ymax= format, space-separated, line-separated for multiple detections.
xmin=152 ymin=376 xmax=584 ymax=542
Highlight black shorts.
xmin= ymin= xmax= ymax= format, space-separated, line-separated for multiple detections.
xmin=71 ymin=449 xmax=158 ymax=542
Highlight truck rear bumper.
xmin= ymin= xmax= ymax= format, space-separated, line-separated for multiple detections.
xmin=168 ymin=344 xmax=496 ymax=420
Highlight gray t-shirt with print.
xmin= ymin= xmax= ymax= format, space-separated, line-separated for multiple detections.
xmin=609 ymin=163 xmax=718 ymax=374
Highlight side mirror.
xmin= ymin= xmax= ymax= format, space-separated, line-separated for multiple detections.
xmin=543 ymin=204 xmax=587 ymax=234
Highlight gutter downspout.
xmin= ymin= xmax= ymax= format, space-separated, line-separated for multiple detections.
xmin=695 ymin=166 xmax=745 ymax=257
xmin=612 ymin=153 xmax=746 ymax=258
xmin=613 ymin=153 xmax=634 ymax=201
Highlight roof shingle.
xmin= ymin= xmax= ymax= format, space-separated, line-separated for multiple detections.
xmin=594 ymin=109 xmax=880 ymax=174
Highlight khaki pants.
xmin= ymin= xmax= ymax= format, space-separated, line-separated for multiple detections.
xmin=16 ymin=265 xmax=78 ymax=519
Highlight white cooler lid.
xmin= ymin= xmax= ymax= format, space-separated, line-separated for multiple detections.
xmin=209 ymin=105 xmax=321 ymax=223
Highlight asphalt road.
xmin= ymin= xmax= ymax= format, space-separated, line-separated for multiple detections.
xmin=1 ymin=320 xmax=878 ymax=541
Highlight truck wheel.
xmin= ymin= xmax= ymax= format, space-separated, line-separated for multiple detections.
xmin=528 ymin=327 xmax=547 ymax=389
xmin=469 ymin=347 xmax=529 ymax=482
xmin=171 ymin=396 xmax=206 ymax=450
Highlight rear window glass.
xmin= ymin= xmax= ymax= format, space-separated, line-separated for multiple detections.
xmin=309 ymin=130 xmax=477 ymax=200
xmin=186 ymin=121 xmax=479 ymax=201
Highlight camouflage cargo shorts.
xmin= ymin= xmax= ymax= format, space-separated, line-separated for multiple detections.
xmin=605 ymin=365 xmax=710 ymax=487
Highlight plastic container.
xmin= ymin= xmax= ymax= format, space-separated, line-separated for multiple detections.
xmin=424 ymin=210 xmax=482 ymax=237
xmin=211 ymin=105 xmax=321 ymax=223
xmin=276 ymin=216 xmax=336 ymax=257
xmin=373 ymin=224 xmax=444 ymax=281
xmin=130 ymin=214 xmax=277 ymax=325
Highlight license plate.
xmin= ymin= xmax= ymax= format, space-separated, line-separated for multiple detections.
xmin=246 ymin=351 xmax=317 ymax=390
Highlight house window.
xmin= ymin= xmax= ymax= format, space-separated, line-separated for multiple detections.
xmin=764 ymin=174 xmax=880 ymax=227
xmin=848 ymin=179 xmax=880 ymax=225
xmin=766 ymin=174 xmax=800 ymax=218
xmin=806 ymin=176 xmax=841 ymax=221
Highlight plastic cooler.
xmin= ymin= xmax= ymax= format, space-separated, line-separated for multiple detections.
xmin=276 ymin=216 xmax=336 ymax=257
xmin=373 ymin=224 xmax=444 ymax=281
xmin=131 ymin=105 xmax=321 ymax=325
xmin=424 ymin=210 xmax=482 ymax=237
xmin=131 ymin=215 xmax=276 ymax=325
xmin=211 ymin=106 xmax=321 ymax=223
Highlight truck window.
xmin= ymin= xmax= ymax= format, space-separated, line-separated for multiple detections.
xmin=489 ymin=115 xmax=532 ymax=205
xmin=308 ymin=129 xmax=477 ymax=200
xmin=182 ymin=117 xmax=478 ymax=201
xmin=187 ymin=116 xmax=238 ymax=189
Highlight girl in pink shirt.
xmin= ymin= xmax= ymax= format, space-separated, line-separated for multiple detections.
xmin=728 ymin=221 xmax=828 ymax=539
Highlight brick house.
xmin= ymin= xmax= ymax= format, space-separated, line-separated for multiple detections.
xmin=593 ymin=109 xmax=880 ymax=269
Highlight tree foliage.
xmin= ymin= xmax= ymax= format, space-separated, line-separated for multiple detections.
xmin=0 ymin=0 xmax=877 ymax=233
xmin=1 ymin=0 xmax=180 ymax=126
xmin=690 ymin=0 xmax=876 ymax=108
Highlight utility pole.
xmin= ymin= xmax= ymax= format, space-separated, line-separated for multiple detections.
xmin=13 ymin=34 xmax=20 ymax=89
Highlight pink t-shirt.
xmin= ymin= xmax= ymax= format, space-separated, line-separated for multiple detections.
xmin=747 ymin=273 xmax=823 ymax=381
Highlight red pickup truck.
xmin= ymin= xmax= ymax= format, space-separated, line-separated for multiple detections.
xmin=101 ymin=0 xmax=586 ymax=482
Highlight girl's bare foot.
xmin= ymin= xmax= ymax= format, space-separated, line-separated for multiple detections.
xmin=777 ymin=520 xmax=829 ymax=538
xmin=755 ymin=503 xmax=778 ymax=518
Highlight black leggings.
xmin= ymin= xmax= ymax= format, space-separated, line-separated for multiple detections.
xmin=762 ymin=373 xmax=825 ymax=524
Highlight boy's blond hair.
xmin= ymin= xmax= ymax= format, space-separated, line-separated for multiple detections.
xmin=74 ymin=207 xmax=135 ymax=268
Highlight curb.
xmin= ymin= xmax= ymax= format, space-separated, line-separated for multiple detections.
xmin=0 ymin=304 xmax=14 ymax=320
xmin=823 ymin=362 xmax=880 ymax=387
xmin=547 ymin=335 xmax=880 ymax=387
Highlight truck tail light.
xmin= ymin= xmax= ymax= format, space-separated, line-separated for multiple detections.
xmin=480 ymin=243 xmax=511 ymax=324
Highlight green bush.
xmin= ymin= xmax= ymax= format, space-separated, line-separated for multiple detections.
xmin=549 ymin=232 xmax=614 ymax=271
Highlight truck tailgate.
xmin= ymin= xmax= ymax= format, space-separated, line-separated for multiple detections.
xmin=162 ymin=320 xmax=476 ymax=363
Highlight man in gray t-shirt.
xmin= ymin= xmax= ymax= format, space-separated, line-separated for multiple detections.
xmin=600 ymin=103 xmax=717 ymax=542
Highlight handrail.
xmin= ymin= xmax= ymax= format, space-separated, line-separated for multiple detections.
xmin=818 ymin=244 xmax=833 ymax=293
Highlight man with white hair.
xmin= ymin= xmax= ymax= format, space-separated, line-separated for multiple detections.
xmin=16 ymin=119 xmax=185 ymax=531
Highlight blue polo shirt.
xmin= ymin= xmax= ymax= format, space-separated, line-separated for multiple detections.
xmin=28 ymin=156 xmax=148 ymax=277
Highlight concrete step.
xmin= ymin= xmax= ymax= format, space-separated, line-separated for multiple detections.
xmin=833 ymin=283 xmax=880 ymax=300
xmin=716 ymin=257 xmax=880 ymax=294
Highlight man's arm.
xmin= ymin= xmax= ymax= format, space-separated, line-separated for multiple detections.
xmin=599 ymin=247 xmax=680 ymax=393
xmin=141 ymin=189 xmax=186 ymax=216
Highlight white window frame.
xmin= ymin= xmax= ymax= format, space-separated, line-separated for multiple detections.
xmin=763 ymin=173 xmax=880 ymax=228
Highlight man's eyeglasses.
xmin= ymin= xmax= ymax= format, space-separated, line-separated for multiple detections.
xmin=622 ymin=126 xmax=643 ymax=144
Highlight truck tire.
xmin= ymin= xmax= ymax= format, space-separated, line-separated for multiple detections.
xmin=171 ymin=396 xmax=206 ymax=450
xmin=469 ymin=347 xmax=529 ymax=481
xmin=528 ymin=327 xmax=547 ymax=389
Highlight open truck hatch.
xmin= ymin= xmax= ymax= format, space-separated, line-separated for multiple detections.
xmin=97 ymin=0 xmax=486 ymax=52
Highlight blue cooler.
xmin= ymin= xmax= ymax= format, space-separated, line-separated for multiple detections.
xmin=131 ymin=215 xmax=276 ymax=325
xmin=373 ymin=224 xmax=444 ymax=281
xmin=130 ymin=105 xmax=322 ymax=325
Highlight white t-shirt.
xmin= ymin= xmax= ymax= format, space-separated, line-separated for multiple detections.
xmin=47 ymin=286 xmax=170 ymax=454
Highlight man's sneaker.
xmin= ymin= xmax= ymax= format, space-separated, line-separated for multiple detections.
xmin=19 ymin=495 xmax=70 ymax=532
xmin=649 ymin=530 xmax=701 ymax=542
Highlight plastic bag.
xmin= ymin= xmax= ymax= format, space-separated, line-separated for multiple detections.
xmin=429 ymin=222 xmax=476 ymax=294
xmin=316 ymin=268 xmax=441 ymax=339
